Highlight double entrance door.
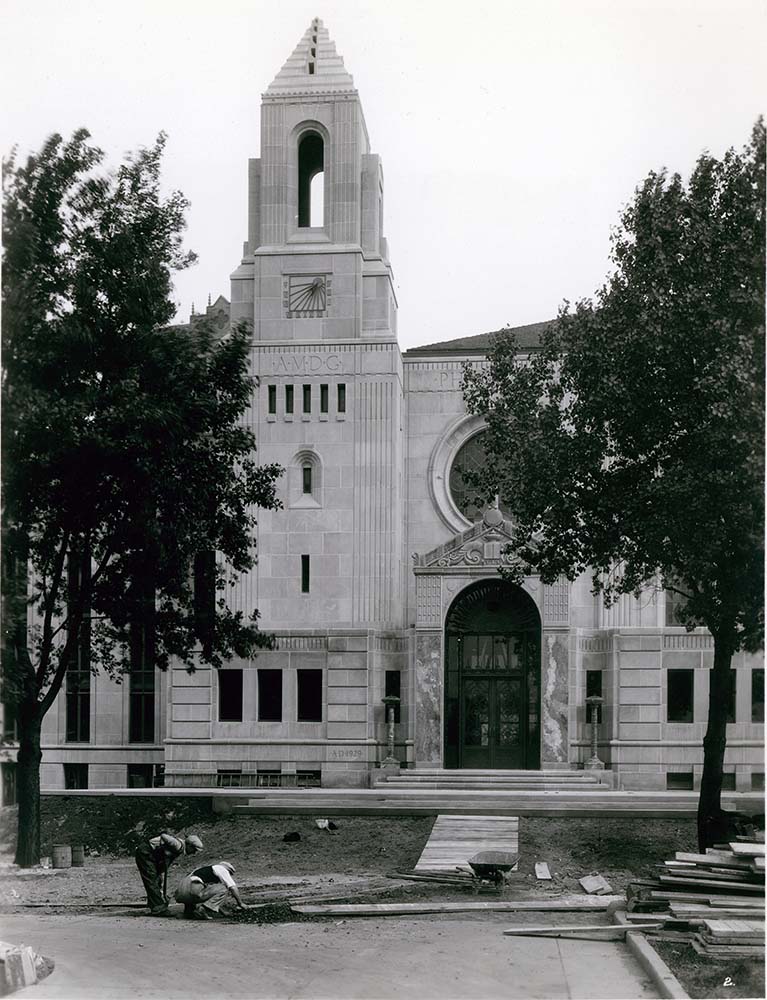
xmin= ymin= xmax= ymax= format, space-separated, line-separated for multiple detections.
xmin=446 ymin=632 xmax=537 ymax=769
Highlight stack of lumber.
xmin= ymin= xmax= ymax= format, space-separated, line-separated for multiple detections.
xmin=691 ymin=918 xmax=765 ymax=957
xmin=626 ymin=840 xmax=765 ymax=960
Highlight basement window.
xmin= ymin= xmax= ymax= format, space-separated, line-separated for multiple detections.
xmin=64 ymin=763 xmax=89 ymax=789
xmin=666 ymin=772 xmax=694 ymax=791
xmin=721 ymin=772 xmax=736 ymax=791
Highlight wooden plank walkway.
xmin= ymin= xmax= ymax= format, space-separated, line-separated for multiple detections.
xmin=414 ymin=814 xmax=519 ymax=872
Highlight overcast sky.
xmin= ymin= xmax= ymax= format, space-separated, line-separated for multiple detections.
xmin=3 ymin=0 xmax=764 ymax=351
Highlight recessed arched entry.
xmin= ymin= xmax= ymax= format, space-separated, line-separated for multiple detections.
xmin=444 ymin=579 xmax=541 ymax=769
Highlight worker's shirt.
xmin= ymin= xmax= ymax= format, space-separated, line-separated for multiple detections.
xmin=191 ymin=864 xmax=236 ymax=890
xmin=148 ymin=833 xmax=185 ymax=867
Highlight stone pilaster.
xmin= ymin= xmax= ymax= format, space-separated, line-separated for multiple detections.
xmin=541 ymin=631 xmax=569 ymax=764
xmin=414 ymin=630 xmax=442 ymax=766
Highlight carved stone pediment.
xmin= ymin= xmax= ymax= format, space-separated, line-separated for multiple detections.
xmin=413 ymin=509 xmax=521 ymax=572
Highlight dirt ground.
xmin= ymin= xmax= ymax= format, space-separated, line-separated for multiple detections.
xmin=1 ymin=800 xmax=697 ymax=905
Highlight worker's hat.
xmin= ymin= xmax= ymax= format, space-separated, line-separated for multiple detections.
xmin=185 ymin=835 xmax=204 ymax=853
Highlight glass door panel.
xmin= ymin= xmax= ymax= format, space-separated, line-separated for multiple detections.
xmin=462 ymin=677 xmax=491 ymax=767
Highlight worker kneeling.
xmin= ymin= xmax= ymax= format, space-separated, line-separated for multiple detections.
xmin=174 ymin=861 xmax=244 ymax=919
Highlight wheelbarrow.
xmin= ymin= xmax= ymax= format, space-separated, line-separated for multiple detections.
xmin=466 ymin=850 xmax=520 ymax=889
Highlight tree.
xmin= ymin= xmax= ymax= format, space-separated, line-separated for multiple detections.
xmin=462 ymin=121 xmax=764 ymax=850
xmin=2 ymin=130 xmax=282 ymax=866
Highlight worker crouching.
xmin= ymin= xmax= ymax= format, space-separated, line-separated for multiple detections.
xmin=174 ymin=861 xmax=245 ymax=920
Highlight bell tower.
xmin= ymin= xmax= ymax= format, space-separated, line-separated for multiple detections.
xmin=231 ymin=20 xmax=404 ymax=634
xmin=230 ymin=17 xmax=396 ymax=340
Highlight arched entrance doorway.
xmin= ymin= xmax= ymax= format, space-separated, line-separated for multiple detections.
xmin=444 ymin=580 xmax=541 ymax=769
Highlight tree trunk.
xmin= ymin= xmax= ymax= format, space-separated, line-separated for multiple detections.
xmin=14 ymin=706 xmax=42 ymax=867
xmin=697 ymin=632 xmax=734 ymax=851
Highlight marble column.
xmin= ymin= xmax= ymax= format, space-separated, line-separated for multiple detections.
xmin=414 ymin=630 xmax=442 ymax=766
xmin=541 ymin=631 xmax=569 ymax=764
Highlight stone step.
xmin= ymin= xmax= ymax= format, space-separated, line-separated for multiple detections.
xmin=407 ymin=770 xmax=595 ymax=778
xmin=376 ymin=781 xmax=611 ymax=791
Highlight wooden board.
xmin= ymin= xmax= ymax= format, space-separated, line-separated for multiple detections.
xmin=534 ymin=863 xmax=552 ymax=880
xmin=502 ymin=923 xmax=662 ymax=939
xmin=658 ymin=875 xmax=764 ymax=893
xmin=292 ymin=896 xmax=625 ymax=917
xmin=676 ymin=851 xmax=753 ymax=869
xmin=703 ymin=918 xmax=765 ymax=938
xmin=414 ymin=814 xmax=519 ymax=873
xmin=728 ymin=842 xmax=766 ymax=857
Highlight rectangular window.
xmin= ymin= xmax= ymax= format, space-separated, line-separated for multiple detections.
xmin=66 ymin=667 xmax=91 ymax=742
xmin=66 ymin=549 xmax=91 ymax=743
xmin=258 ymin=669 xmax=283 ymax=722
xmin=129 ymin=578 xmax=156 ymax=744
xmin=2 ymin=698 xmax=17 ymax=741
xmin=297 ymin=669 xmax=323 ymax=722
xmin=721 ymin=772 xmax=736 ymax=791
xmin=666 ymin=771 xmax=694 ymax=791
xmin=586 ymin=669 xmax=603 ymax=723
xmin=337 ymin=383 xmax=346 ymax=413
xmin=303 ymin=384 xmax=311 ymax=413
xmin=2 ymin=762 xmax=17 ymax=806
xmin=752 ymin=668 xmax=764 ymax=723
xmin=285 ymin=385 xmax=294 ymax=413
xmin=129 ymin=664 xmax=155 ymax=744
xmin=385 ymin=669 xmax=402 ymax=723
xmin=709 ymin=670 xmax=738 ymax=723
xmin=667 ymin=669 xmax=694 ymax=723
xmin=320 ymin=384 xmax=329 ymax=413
xmin=301 ymin=554 xmax=310 ymax=593
xmin=665 ymin=588 xmax=685 ymax=626
xmin=64 ymin=763 xmax=88 ymax=790
xmin=302 ymin=466 xmax=312 ymax=494
xmin=268 ymin=384 xmax=277 ymax=414
xmin=193 ymin=551 xmax=216 ymax=653
xmin=752 ymin=772 xmax=765 ymax=792
xmin=219 ymin=669 xmax=243 ymax=722
xmin=127 ymin=763 xmax=154 ymax=788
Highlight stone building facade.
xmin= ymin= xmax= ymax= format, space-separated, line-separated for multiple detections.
xmin=7 ymin=20 xmax=762 ymax=803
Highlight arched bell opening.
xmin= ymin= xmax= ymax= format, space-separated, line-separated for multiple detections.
xmin=298 ymin=131 xmax=324 ymax=228
xmin=444 ymin=579 xmax=541 ymax=769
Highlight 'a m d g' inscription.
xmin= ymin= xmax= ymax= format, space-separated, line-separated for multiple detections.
xmin=265 ymin=353 xmax=344 ymax=375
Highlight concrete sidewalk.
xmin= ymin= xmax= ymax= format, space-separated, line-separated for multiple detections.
xmin=4 ymin=912 xmax=659 ymax=1000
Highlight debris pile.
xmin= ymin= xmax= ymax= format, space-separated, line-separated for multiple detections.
xmin=626 ymin=838 xmax=765 ymax=960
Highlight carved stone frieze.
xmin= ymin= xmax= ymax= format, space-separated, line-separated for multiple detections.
xmin=413 ymin=511 xmax=523 ymax=573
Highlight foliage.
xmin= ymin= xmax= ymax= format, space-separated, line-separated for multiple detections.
xmin=462 ymin=121 xmax=765 ymax=651
xmin=2 ymin=129 xmax=282 ymax=863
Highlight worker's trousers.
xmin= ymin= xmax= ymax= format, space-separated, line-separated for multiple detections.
xmin=135 ymin=844 xmax=168 ymax=913
xmin=174 ymin=875 xmax=228 ymax=915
